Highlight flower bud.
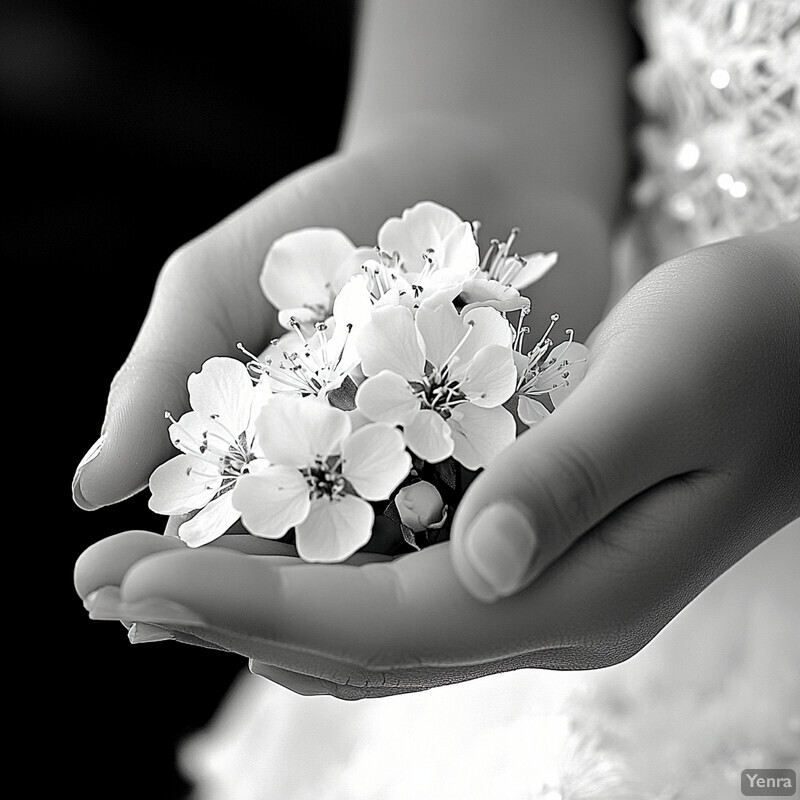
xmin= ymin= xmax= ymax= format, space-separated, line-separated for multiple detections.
xmin=395 ymin=481 xmax=444 ymax=532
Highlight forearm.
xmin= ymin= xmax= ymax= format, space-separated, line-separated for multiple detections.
xmin=341 ymin=0 xmax=635 ymax=224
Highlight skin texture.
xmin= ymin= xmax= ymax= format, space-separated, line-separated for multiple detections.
xmin=72 ymin=0 xmax=799 ymax=698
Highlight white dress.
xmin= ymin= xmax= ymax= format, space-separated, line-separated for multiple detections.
xmin=181 ymin=2 xmax=800 ymax=797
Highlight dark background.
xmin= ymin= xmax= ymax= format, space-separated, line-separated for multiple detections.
xmin=6 ymin=1 xmax=354 ymax=796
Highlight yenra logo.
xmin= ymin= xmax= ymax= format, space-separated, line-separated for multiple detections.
xmin=741 ymin=769 xmax=796 ymax=797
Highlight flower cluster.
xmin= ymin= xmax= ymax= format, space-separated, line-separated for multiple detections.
xmin=149 ymin=202 xmax=588 ymax=562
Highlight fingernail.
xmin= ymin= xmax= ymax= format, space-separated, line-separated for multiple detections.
xmin=85 ymin=585 xmax=123 ymax=619
xmin=128 ymin=623 xmax=174 ymax=644
xmin=86 ymin=589 xmax=207 ymax=627
xmin=123 ymin=598 xmax=208 ymax=628
xmin=72 ymin=435 xmax=106 ymax=511
xmin=249 ymin=661 xmax=328 ymax=696
xmin=463 ymin=502 xmax=539 ymax=600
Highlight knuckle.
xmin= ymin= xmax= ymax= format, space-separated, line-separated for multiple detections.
xmin=526 ymin=442 xmax=608 ymax=539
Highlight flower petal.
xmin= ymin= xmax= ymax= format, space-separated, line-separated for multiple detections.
xmin=460 ymin=278 xmax=529 ymax=314
xmin=444 ymin=306 xmax=514 ymax=380
xmin=517 ymin=396 xmax=551 ymax=426
xmin=258 ymin=331 xmax=298 ymax=362
xmin=178 ymin=491 xmax=242 ymax=547
xmin=188 ymin=357 xmax=254 ymax=435
xmin=148 ymin=454 xmax=221 ymax=514
xmin=233 ymin=465 xmax=311 ymax=539
xmin=332 ymin=274 xmax=373 ymax=330
xmin=414 ymin=301 xmax=465 ymax=371
xmin=448 ymin=404 xmax=516 ymax=470
xmin=255 ymin=394 xmax=351 ymax=467
xmin=354 ymin=305 xmax=425 ymax=380
xmin=167 ymin=410 xmax=206 ymax=453
xmin=296 ymin=495 xmax=374 ymax=563
xmin=460 ymin=306 xmax=514 ymax=355
xmin=248 ymin=379 xmax=274 ymax=436
xmin=277 ymin=306 xmax=321 ymax=332
xmin=395 ymin=481 xmax=444 ymax=532
xmin=511 ymin=251 xmax=558 ymax=289
xmin=459 ymin=344 xmax=517 ymax=407
xmin=355 ymin=370 xmax=419 ymax=425
xmin=403 ymin=409 xmax=454 ymax=463
xmin=532 ymin=341 xmax=590 ymax=406
xmin=333 ymin=247 xmax=377 ymax=292
xmin=260 ymin=228 xmax=358 ymax=310
xmin=341 ymin=423 xmax=411 ymax=500
xmin=550 ymin=342 xmax=590 ymax=407
xmin=440 ymin=221 xmax=480 ymax=273
xmin=512 ymin=349 xmax=529 ymax=381
xmin=378 ymin=201 xmax=465 ymax=272
xmin=328 ymin=275 xmax=373 ymax=377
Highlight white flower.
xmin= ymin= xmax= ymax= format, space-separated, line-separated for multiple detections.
xmin=148 ymin=357 xmax=271 ymax=546
xmin=472 ymin=226 xmax=558 ymax=291
xmin=354 ymin=301 xmax=518 ymax=469
xmin=512 ymin=313 xmax=590 ymax=426
xmin=232 ymin=394 xmax=411 ymax=562
xmin=242 ymin=275 xmax=372 ymax=398
xmin=369 ymin=202 xmax=557 ymax=315
xmin=456 ymin=227 xmax=558 ymax=314
xmin=260 ymin=228 xmax=374 ymax=331
xmin=378 ymin=201 xmax=479 ymax=278
xmin=342 ymin=202 xmax=478 ymax=312
xmin=395 ymin=481 xmax=445 ymax=532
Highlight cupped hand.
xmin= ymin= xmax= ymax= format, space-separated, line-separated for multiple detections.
xmin=74 ymin=121 xmax=613 ymax=511
xmin=74 ymin=223 xmax=799 ymax=699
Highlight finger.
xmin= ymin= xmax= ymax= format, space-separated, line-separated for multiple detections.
xmin=74 ymin=529 xmax=305 ymax=600
xmin=449 ymin=293 xmax=716 ymax=602
xmin=115 ymin=543 xmax=582 ymax=685
xmin=74 ymin=531 xmax=186 ymax=599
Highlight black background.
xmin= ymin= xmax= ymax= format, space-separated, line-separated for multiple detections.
xmin=6 ymin=1 xmax=354 ymax=796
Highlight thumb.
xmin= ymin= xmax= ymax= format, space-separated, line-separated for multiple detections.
xmin=450 ymin=337 xmax=696 ymax=603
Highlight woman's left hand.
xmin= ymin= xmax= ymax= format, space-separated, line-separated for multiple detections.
xmin=74 ymin=223 xmax=799 ymax=699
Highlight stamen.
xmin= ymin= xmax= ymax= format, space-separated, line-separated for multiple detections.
xmin=420 ymin=248 xmax=438 ymax=279
xmin=237 ymin=342 xmax=262 ymax=362
xmin=289 ymin=317 xmax=310 ymax=349
xmin=164 ymin=409 xmax=253 ymax=476
xmin=486 ymin=228 xmax=520 ymax=280
xmin=497 ymin=254 xmax=526 ymax=285
xmin=331 ymin=323 xmax=353 ymax=371
xmin=504 ymin=227 xmax=519 ymax=258
xmin=315 ymin=322 xmax=329 ymax=364
xmin=437 ymin=321 xmax=476 ymax=376
xmin=481 ymin=239 xmax=500 ymax=273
